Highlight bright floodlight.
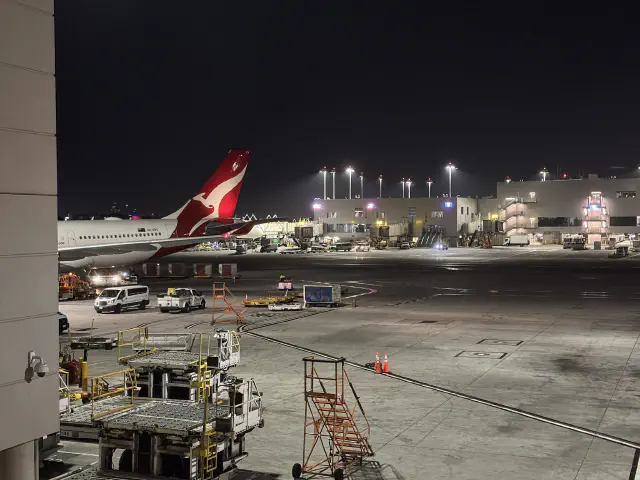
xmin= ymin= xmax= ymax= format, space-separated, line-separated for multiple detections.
xmin=312 ymin=203 xmax=322 ymax=210
xmin=446 ymin=163 xmax=455 ymax=197
xmin=346 ymin=166 xmax=354 ymax=199
xmin=540 ymin=168 xmax=549 ymax=181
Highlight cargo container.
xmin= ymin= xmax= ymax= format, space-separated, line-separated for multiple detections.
xmin=193 ymin=263 xmax=213 ymax=278
xmin=219 ymin=263 xmax=238 ymax=279
xmin=303 ymin=284 xmax=341 ymax=307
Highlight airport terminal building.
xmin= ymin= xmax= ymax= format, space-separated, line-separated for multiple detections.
xmin=314 ymin=173 xmax=640 ymax=245
xmin=313 ymin=196 xmax=482 ymax=244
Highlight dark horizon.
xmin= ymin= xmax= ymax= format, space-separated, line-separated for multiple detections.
xmin=55 ymin=2 xmax=640 ymax=217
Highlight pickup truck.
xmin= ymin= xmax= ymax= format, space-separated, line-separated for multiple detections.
xmin=158 ymin=288 xmax=205 ymax=313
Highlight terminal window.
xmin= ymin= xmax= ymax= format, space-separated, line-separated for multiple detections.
xmin=610 ymin=216 xmax=638 ymax=227
xmin=616 ymin=191 xmax=636 ymax=198
xmin=354 ymin=208 xmax=364 ymax=218
xmin=538 ymin=217 xmax=581 ymax=227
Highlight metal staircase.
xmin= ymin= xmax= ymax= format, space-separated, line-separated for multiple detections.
xmin=211 ymin=282 xmax=245 ymax=325
xmin=302 ymin=357 xmax=374 ymax=477
xmin=501 ymin=197 xmax=526 ymax=236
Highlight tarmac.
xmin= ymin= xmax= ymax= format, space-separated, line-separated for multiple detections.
xmin=50 ymin=246 xmax=640 ymax=479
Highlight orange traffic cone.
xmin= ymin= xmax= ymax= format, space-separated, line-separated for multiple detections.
xmin=383 ymin=353 xmax=390 ymax=373
xmin=374 ymin=352 xmax=382 ymax=374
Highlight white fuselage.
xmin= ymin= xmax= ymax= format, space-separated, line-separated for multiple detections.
xmin=58 ymin=219 xmax=179 ymax=269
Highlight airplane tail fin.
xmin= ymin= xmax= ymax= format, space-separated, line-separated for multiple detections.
xmin=165 ymin=150 xmax=250 ymax=237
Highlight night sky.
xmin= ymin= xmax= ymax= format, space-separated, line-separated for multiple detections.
xmin=55 ymin=2 xmax=639 ymax=217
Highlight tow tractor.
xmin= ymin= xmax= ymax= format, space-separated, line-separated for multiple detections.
xmin=278 ymin=276 xmax=294 ymax=290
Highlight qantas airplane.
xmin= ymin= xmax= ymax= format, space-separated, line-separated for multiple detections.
xmin=58 ymin=149 xmax=268 ymax=270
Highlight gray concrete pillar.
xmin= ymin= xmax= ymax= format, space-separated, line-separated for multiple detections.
xmin=0 ymin=440 xmax=38 ymax=480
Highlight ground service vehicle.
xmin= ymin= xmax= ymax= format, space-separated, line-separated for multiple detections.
xmin=331 ymin=242 xmax=353 ymax=252
xmin=157 ymin=288 xmax=205 ymax=313
xmin=400 ymin=241 xmax=411 ymax=249
xmin=58 ymin=312 xmax=69 ymax=334
xmin=59 ymin=274 xmax=93 ymax=300
xmin=260 ymin=244 xmax=277 ymax=253
xmin=354 ymin=242 xmax=370 ymax=252
xmin=504 ymin=235 xmax=530 ymax=246
xmin=571 ymin=237 xmax=586 ymax=250
xmin=94 ymin=286 xmax=149 ymax=313
xmin=303 ymin=284 xmax=342 ymax=307
xmin=89 ymin=269 xmax=138 ymax=287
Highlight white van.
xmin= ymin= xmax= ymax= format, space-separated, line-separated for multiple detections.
xmin=94 ymin=285 xmax=149 ymax=314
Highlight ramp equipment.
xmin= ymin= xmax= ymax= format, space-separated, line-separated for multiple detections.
xmin=300 ymin=357 xmax=374 ymax=478
xmin=212 ymin=282 xmax=245 ymax=325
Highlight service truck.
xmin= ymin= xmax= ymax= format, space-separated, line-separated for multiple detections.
xmin=503 ymin=235 xmax=530 ymax=247
xmin=157 ymin=288 xmax=205 ymax=313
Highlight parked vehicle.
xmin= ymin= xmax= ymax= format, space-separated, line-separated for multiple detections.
xmin=59 ymin=273 xmax=93 ymax=301
xmin=570 ymin=237 xmax=586 ymax=250
xmin=58 ymin=312 xmax=69 ymax=334
xmin=157 ymin=288 xmax=205 ymax=313
xmin=89 ymin=269 xmax=137 ymax=287
xmin=503 ymin=235 xmax=530 ymax=246
xmin=354 ymin=243 xmax=370 ymax=252
xmin=399 ymin=242 xmax=411 ymax=249
xmin=260 ymin=244 xmax=277 ymax=253
xmin=331 ymin=242 xmax=353 ymax=252
xmin=433 ymin=242 xmax=448 ymax=250
xmin=94 ymin=285 xmax=149 ymax=313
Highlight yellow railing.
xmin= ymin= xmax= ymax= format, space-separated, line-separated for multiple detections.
xmin=117 ymin=327 xmax=153 ymax=363
xmin=59 ymin=368 xmax=70 ymax=397
xmin=90 ymin=368 xmax=137 ymax=420
xmin=200 ymin=427 xmax=217 ymax=479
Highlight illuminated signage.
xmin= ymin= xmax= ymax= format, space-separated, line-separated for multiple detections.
xmin=443 ymin=201 xmax=453 ymax=208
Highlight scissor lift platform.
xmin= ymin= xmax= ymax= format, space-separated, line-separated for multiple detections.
xmin=60 ymin=384 xmax=263 ymax=479
xmin=64 ymin=465 xmax=275 ymax=480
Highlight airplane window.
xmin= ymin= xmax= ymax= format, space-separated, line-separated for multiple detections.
xmin=127 ymin=234 xmax=130 ymax=237
xmin=93 ymin=236 xmax=96 ymax=239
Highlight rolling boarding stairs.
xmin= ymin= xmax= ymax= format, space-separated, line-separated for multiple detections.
xmin=301 ymin=357 xmax=374 ymax=478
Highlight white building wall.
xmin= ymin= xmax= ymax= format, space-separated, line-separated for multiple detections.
xmin=497 ymin=177 xmax=640 ymax=236
xmin=315 ymin=197 xmax=474 ymax=240
xmin=0 ymin=0 xmax=59 ymax=461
